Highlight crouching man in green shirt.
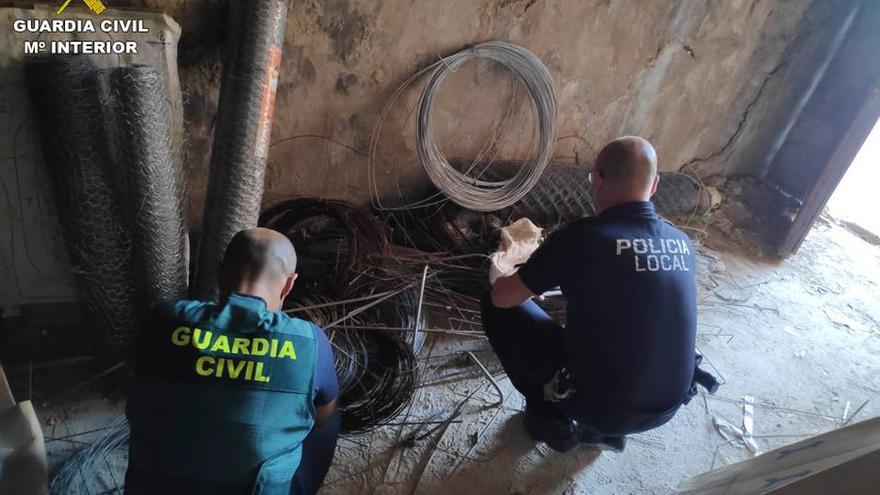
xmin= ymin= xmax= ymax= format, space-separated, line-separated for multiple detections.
xmin=125 ymin=228 xmax=340 ymax=494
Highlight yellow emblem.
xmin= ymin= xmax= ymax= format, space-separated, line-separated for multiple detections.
xmin=57 ymin=0 xmax=106 ymax=15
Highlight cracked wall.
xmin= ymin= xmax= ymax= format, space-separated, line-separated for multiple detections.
xmin=117 ymin=0 xmax=826 ymax=224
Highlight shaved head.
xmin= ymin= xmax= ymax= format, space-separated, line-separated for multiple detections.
xmin=591 ymin=136 xmax=660 ymax=213
xmin=595 ymin=136 xmax=657 ymax=183
xmin=220 ymin=227 xmax=297 ymax=287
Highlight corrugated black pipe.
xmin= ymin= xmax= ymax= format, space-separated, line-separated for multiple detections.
xmin=192 ymin=0 xmax=289 ymax=300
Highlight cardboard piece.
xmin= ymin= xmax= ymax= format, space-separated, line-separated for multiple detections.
xmin=0 ymin=363 xmax=48 ymax=495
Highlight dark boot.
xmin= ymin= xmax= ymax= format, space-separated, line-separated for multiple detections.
xmin=523 ymin=403 xmax=577 ymax=453
xmin=574 ymin=421 xmax=626 ymax=453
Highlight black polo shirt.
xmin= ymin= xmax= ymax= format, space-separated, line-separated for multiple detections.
xmin=518 ymin=201 xmax=697 ymax=414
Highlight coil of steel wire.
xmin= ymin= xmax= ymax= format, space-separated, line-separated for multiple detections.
xmin=336 ymin=331 xmax=416 ymax=433
xmin=48 ymin=417 xmax=129 ymax=495
xmin=259 ymin=198 xmax=389 ymax=297
xmin=289 ymin=291 xmax=422 ymax=434
xmin=264 ymin=199 xmax=422 ymax=433
xmin=415 ymin=42 xmax=558 ymax=212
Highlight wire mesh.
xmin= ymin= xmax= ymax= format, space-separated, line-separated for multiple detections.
xmin=381 ymin=164 xmax=708 ymax=255
xmin=48 ymin=417 xmax=129 ymax=495
xmin=25 ymin=55 xmax=141 ymax=350
xmin=192 ymin=0 xmax=289 ymax=300
xmin=109 ymin=65 xmax=188 ymax=309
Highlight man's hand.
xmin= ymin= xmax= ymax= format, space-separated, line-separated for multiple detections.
xmin=490 ymin=272 xmax=536 ymax=309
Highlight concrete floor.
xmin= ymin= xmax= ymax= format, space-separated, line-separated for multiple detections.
xmin=13 ymin=219 xmax=880 ymax=494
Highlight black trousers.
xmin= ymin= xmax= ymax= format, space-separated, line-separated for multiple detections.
xmin=480 ymin=293 xmax=566 ymax=410
xmin=291 ymin=409 xmax=340 ymax=494
xmin=480 ymin=293 xmax=677 ymax=438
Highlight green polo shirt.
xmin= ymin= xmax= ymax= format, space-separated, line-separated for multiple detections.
xmin=125 ymin=293 xmax=318 ymax=494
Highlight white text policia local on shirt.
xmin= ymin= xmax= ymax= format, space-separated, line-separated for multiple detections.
xmin=170 ymin=326 xmax=299 ymax=383
xmin=616 ymin=238 xmax=691 ymax=272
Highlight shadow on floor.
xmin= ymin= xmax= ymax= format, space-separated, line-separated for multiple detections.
xmin=415 ymin=411 xmax=602 ymax=494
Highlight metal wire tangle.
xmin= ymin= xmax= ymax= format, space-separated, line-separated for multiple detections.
xmin=415 ymin=42 xmax=558 ymax=212
xmin=288 ymin=290 xmax=422 ymax=434
xmin=259 ymin=198 xmax=389 ymax=298
xmin=48 ymin=416 xmax=130 ymax=495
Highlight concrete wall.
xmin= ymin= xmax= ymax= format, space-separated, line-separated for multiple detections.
xmin=121 ymin=0 xmax=827 ymax=224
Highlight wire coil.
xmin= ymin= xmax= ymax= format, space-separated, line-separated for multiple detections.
xmin=415 ymin=42 xmax=558 ymax=212
xmin=259 ymin=198 xmax=389 ymax=297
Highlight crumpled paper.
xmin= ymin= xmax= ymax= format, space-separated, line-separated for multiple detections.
xmin=489 ymin=218 xmax=542 ymax=284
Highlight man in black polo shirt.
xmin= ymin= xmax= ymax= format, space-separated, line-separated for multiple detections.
xmin=482 ymin=136 xmax=697 ymax=453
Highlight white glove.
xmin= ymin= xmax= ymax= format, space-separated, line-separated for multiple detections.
xmin=488 ymin=218 xmax=542 ymax=285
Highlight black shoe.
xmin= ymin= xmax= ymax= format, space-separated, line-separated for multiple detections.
xmin=580 ymin=435 xmax=626 ymax=453
xmin=523 ymin=406 xmax=578 ymax=453
xmin=574 ymin=422 xmax=626 ymax=453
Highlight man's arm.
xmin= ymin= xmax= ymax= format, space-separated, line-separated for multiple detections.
xmin=312 ymin=325 xmax=339 ymax=426
xmin=491 ymin=228 xmax=571 ymax=309
xmin=314 ymin=398 xmax=337 ymax=427
xmin=490 ymin=272 xmax=536 ymax=309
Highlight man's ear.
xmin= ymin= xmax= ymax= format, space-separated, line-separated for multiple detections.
xmin=649 ymin=174 xmax=660 ymax=197
xmin=280 ymin=273 xmax=297 ymax=301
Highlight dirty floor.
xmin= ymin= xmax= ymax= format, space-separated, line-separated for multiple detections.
xmin=10 ymin=220 xmax=880 ymax=494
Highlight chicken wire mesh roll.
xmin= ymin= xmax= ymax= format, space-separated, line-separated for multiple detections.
xmin=109 ymin=65 xmax=188 ymax=309
xmin=416 ymin=42 xmax=558 ymax=212
xmin=483 ymin=162 xmax=707 ymax=220
xmin=25 ymin=55 xmax=141 ymax=350
xmin=193 ymin=0 xmax=288 ymax=300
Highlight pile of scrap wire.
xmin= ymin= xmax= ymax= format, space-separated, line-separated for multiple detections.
xmin=382 ymin=198 xmax=504 ymax=255
xmin=259 ymin=198 xmax=389 ymax=296
xmin=261 ymin=198 xmax=424 ymax=433
xmin=289 ymin=291 xmax=423 ymax=434
xmin=48 ymin=417 xmax=130 ymax=495
xmin=258 ymin=197 xmax=577 ymax=432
